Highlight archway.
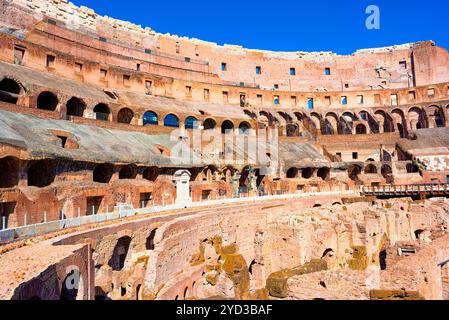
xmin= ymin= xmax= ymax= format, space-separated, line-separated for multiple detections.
xmin=317 ymin=167 xmax=330 ymax=180
xmin=408 ymin=107 xmax=426 ymax=130
xmin=117 ymin=108 xmax=134 ymax=124
xmin=286 ymin=124 xmax=299 ymax=137
xmin=428 ymin=106 xmax=445 ymax=128
xmin=348 ymin=165 xmax=361 ymax=181
xmin=391 ymin=109 xmax=406 ymax=137
xmin=381 ymin=164 xmax=392 ymax=181
xmin=28 ymin=160 xmax=54 ymax=187
xmin=0 ymin=78 xmax=21 ymax=104
xmin=340 ymin=113 xmax=355 ymax=135
xmin=239 ymin=121 xmax=251 ymax=135
xmin=143 ymin=167 xmax=158 ymax=182
xmin=286 ymin=168 xmax=298 ymax=179
xmin=364 ymin=164 xmax=377 ymax=174
xmin=119 ymin=165 xmax=137 ymax=179
xmin=375 ymin=110 xmax=394 ymax=133
xmin=221 ymin=120 xmax=234 ymax=134
xmin=355 ymin=124 xmax=367 ymax=135
xmin=0 ymin=157 xmax=19 ymax=188
xmin=203 ymin=118 xmax=216 ymax=130
xmin=164 ymin=114 xmax=179 ymax=127
xmin=323 ymin=113 xmax=339 ymax=135
xmin=37 ymin=91 xmax=58 ymax=111
xmin=93 ymin=164 xmax=113 ymax=183
xmin=185 ymin=116 xmax=199 ymax=129
xmin=93 ymin=103 xmax=110 ymax=121
xmin=406 ymin=163 xmax=419 ymax=173
xmin=109 ymin=236 xmax=132 ymax=271
xmin=146 ymin=228 xmax=157 ymax=250
xmin=301 ymin=168 xmax=314 ymax=179
xmin=66 ymin=97 xmax=86 ymax=117
xmin=143 ymin=111 xmax=158 ymax=125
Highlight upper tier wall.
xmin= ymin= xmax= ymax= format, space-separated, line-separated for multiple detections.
xmin=2 ymin=0 xmax=449 ymax=92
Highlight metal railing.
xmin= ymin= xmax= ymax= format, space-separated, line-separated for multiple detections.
xmin=362 ymin=183 xmax=449 ymax=195
xmin=0 ymin=190 xmax=356 ymax=244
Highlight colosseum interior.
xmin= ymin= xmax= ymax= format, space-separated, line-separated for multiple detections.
xmin=0 ymin=0 xmax=449 ymax=302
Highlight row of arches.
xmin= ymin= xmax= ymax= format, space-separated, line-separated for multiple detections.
xmin=143 ymin=112 xmax=252 ymax=134
xmin=307 ymin=106 xmax=447 ymax=137
xmin=254 ymin=105 xmax=449 ymax=138
xmin=286 ymin=167 xmax=330 ymax=180
xmin=0 ymin=157 xmax=164 ymax=189
xmin=0 ymin=79 xmax=255 ymax=133
xmin=2 ymin=77 xmax=449 ymax=136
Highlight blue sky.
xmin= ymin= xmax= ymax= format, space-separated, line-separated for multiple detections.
xmin=71 ymin=0 xmax=449 ymax=55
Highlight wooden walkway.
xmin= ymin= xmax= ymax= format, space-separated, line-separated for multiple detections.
xmin=362 ymin=184 xmax=449 ymax=199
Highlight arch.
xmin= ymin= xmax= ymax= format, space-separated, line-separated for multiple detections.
xmin=381 ymin=164 xmax=392 ymax=179
xmin=374 ymin=110 xmax=394 ymax=133
xmin=185 ymin=116 xmax=199 ymax=129
xmin=382 ymin=150 xmax=392 ymax=162
xmin=309 ymin=113 xmax=321 ymax=131
xmin=66 ymin=97 xmax=86 ymax=117
xmin=93 ymin=164 xmax=113 ymax=183
xmin=301 ymin=168 xmax=314 ymax=179
xmin=0 ymin=78 xmax=21 ymax=104
xmin=277 ymin=111 xmax=292 ymax=124
xmin=221 ymin=120 xmax=234 ymax=134
xmin=364 ymin=164 xmax=377 ymax=174
xmin=143 ymin=167 xmax=158 ymax=182
xmin=317 ymin=167 xmax=330 ymax=180
xmin=0 ymin=157 xmax=19 ymax=188
xmin=408 ymin=107 xmax=426 ymax=130
xmin=203 ymin=118 xmax=216 ymax=130
xmin=259 ymin=111 xmax=272 ymax=125
xmin=37 ymin=91 xmax=58 ymax=111
xmin=143 ymin=111 xmax=158 ymax=126
xmin=355 ymin=123 xmax=367 ymax=135
xmin=340 ymin=112 xmax=356 ymax=135
xmin=391 ymin=109 xmax=406 ymax=137
xmin=348 ymin=164 xmax=361 ymax=181
xmin=108 ymin=236 xmax=132 ymax=271
xmin=406 ymin=163 xmax=419 ymax=173
xmin=238 ymin=121 xmax=251 ymax=135
xmin=286 ymin=168 xmax=298 ymax=179
xmin=428 ymin=105 xmax=445 ymax=128
xmin=28 ymin=160 xmax=54 ymax=187
xmin=117 ymin=107 xmax=134 ymax=124
xmin=146 ymin=228 xmax=157 ymax=250
xmin=163 ymin=113 xmax=179 ymax=128
xmin=323 ymin=112 xmax=339 ymax=135
xmin=119 ymin=165 xmax=137 ymax=179
xmin=286 ymin=124 xmax=299 ymax=137
xmin=93 ymin=103 xmax=110 ymax=121
xmin=222 ymin=166 xmax=235 ymax=182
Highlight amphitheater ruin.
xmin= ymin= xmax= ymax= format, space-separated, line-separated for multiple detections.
xmin=0 ymin=0 xmax=449 ymax=301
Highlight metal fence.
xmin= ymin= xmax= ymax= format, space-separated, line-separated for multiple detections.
xmin=0 ymin=190 xmax=356 ymax=244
